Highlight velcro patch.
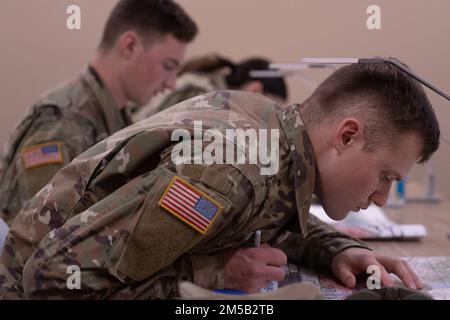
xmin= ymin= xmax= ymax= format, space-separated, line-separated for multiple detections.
xmin=159 ymin=176 xmax=223 ymax=234
xmin=21 ymin=142 xmax=64 ymax=169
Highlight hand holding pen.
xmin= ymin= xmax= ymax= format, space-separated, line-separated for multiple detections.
xmin=222 ymin=229 xmax=287 ymax=293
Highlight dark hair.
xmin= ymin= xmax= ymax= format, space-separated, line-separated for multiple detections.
xmin=180 ymin=55 xmax=288 ymax=101
xmin=227 ymin=58 xmax=288 ymax=101
xmin=180 ymin=54 xmax=235 ymax=74
xmin=99 ymin=0 xmax=198 ymax=50
xmin=300 ymin=58 xmax=440 ymax=163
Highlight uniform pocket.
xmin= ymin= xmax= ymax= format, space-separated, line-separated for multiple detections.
xmin=117 ymin=165 xmax=232 ymax=282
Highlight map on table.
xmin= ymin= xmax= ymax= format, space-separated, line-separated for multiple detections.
xmin=273 ymin=256 xmax=450 ymax=300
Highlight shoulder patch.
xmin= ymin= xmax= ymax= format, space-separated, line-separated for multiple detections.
xmin=21 ymin=141 xmax=64 ymax=169
xmin=158 ymin=176 xmax=223 ymax=234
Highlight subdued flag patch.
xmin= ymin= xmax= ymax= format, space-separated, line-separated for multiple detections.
xmin=21 ymin=142 xmax=64 ymax=169
xmin=159 ymin=176 xmax=223 ymax=234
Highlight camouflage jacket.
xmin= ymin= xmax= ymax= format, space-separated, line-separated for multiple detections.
xmin=134 ymin=71 xmax=227 ymax=121
xmin=0 ymin=67 xmax=131 ymax=226
xmin=0 ymin=91 xmax=369 ymax=299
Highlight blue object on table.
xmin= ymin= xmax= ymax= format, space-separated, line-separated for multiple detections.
xmin=213 ymin=289 xmax=246 ymax=295
xmin=397 ymin=179 xmax=405 ymax=198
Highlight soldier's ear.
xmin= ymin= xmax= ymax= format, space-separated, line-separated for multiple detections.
xmin=117 ymin=31 xmax=140 ymax=60
xmin=334 ymin=118 xmax=362 ymax=153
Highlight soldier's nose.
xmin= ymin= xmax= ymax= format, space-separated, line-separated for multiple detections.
xmin=165 ymin=76 xmax=177 ymax=90
xmin=370 ymin=191 xmax=389 ymax=207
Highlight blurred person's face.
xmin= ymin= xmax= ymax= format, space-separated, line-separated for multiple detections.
xmin=121 ymin=33 xmax=186 ymax=106
xmin=312 ymin=118 xmax=422 ymax=220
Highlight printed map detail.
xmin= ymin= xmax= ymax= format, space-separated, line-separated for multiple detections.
xmin=275 ymin=256 xmax=450 ymax=300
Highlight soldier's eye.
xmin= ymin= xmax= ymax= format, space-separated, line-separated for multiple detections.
xmin=163 ymin=60 xmax=177 ymax=72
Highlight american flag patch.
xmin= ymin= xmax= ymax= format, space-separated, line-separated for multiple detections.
xmin=159 ymin=176 xmax=223 ymax=234
xmin=21 ymin=142 xmax=64 ymax=169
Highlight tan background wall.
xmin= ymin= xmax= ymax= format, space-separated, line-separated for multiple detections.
xmin=0 ymin=0 xmax=449 ymax=198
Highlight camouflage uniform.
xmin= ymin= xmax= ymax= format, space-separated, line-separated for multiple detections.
xmin=0 ymin=91 xmax=369 ymax=299
xmin=134 ymin=71 xmax=227 ymax=121
xmin=0 ymin=67 xmax=131 ymax=226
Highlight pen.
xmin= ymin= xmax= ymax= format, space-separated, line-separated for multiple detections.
xmin=254 ymin=229 xmax=278 ymax=293
xmin=254 ymin=230 xmax=261 ymax=247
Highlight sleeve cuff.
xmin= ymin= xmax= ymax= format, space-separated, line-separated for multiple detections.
xmin=190 ymin=254 xmax=226 ymax=290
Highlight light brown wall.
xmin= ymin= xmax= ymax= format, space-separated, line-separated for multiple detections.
xmin=0 ymin=0 xmax=449 ymax=198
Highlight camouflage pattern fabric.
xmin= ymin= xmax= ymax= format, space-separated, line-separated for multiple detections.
xmin=134 ymin=72 xmax=227 ymax=121
xmin=0 ymin=67 xmax=131 ymax=226
xmin=0 ymin=91 xmax=369 ymax=299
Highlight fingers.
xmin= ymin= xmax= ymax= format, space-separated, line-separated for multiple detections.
xmin=377 ymin=263 xmax=394 ymax=287
xmin=264 ymin=265 xmax=286 ymax=282
xmin=381 ymin=257 xmax=422 ymax=289
xmin=259 ymin=247 xmax=288 ymax=266
xmin=242 ymin=263 xmax=285 ymax=292
xmin=224 ymin=246 xmax=287 ymax=292
xmin=361 ymin=254 xmax=394 ymax=287
xmin=330 ymin=248 xmax=425 ymax=291
xmin=403 ymin=261 xmax=424 ymax=289
xmin=333 ymin=262 xmax=357 ymax=288
xmin=392 ymin=261 xmax=416 ymax=289
xmin=246 ymin=245 xmax=287 ymax=266
xmin=238 ymin=260 xmax=285 ymax=293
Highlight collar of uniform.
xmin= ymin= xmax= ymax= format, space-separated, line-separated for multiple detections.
xmin=277 ymin=104 xmax=316 ymax=238
xmin=81 ymin=66 xmax=130 ymax=134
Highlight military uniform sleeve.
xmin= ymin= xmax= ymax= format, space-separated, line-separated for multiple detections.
xmin=0 ymin=106 xmax=97 ymax=226
xmin=17 ymin=109 xmax=96 ymax=200
xmin=189 ymin=253 xmax=226 ymax=290
xmin=272 ymin=214 xmax=371 ymax=272
xmin=22 ymin=161 xmax=253 ymax=299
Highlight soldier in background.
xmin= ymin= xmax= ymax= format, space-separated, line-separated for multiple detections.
xmin=0 ymin=0 xmax=198 ymax=226
xmin=0 ymin=60 xmax=439 ymax=299
xmin=134 ymin=54 xmax=288 ymax=121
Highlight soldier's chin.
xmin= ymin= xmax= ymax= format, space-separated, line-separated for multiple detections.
xmin=324 ymin=207 xmax=348 ymax=221
xmin=143 ymin=95 xmax=153 ymax=105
